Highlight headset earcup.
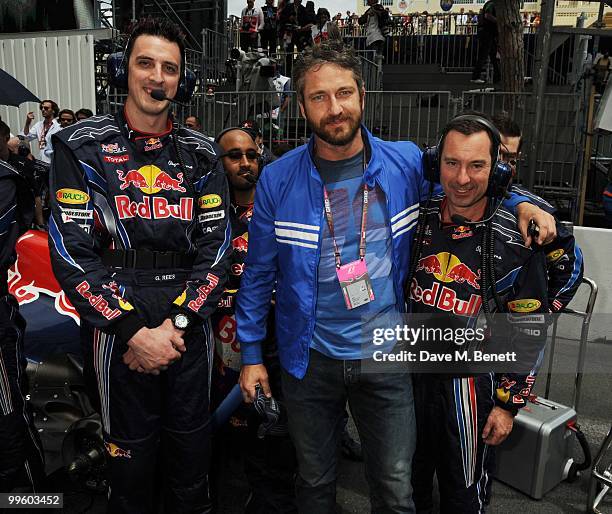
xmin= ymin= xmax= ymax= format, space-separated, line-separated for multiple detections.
xmin=422 ymin=146 xmax=440 ymax=183
xmin=486 ymin=161 xmax=513 ymax=198
xmin=107 ymin=52 xmax=129 ymax=90
xmin=174 ymin=67 xmax=196 ymax=103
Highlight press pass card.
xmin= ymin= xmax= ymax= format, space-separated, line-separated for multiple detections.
xmin=336 ymin=259 xmax=375 ymax=310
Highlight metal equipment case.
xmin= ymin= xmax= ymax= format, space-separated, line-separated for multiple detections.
xmin=494 ymin=398 xmax=577 ymax=499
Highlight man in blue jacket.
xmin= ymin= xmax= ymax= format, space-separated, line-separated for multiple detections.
xmin=236 ymin=40 xmax=556 ymax=513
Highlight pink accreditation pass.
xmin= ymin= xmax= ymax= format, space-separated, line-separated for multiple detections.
xmin=336 ymin=259 xmax=375 ymax=310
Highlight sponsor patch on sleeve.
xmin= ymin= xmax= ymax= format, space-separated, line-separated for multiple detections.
xmin=198 ymin=194 xmax=222 ymax=209
xmin=507 ymin=299 xmax=541 ymax=313
xmin=198 ymin=210 xmax=225 ymax=223
xmin=56 ymin=188 xmax=90 ymax=205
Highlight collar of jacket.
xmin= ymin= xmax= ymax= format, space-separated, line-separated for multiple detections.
xmin=306 ymin=124 xmax=382 ymax=188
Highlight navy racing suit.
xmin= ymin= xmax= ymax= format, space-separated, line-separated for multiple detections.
xmin=408 ymin=195 xmax=583 ymax=513
xmin=48 ymin=110 xmax=232 ymax=514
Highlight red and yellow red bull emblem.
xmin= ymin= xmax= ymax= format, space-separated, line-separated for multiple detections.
xmin=104 ymin=442 xmax=132 ymax=459
xmin=116 ymin=165 xmax=186 ymax=194
xmin=144 ymin=137 xmax=162 ymax=152
xmin=451 ymin=225 xmax=473 ymax=240
xmin=415 ymin=252 xmax=481 ymax=289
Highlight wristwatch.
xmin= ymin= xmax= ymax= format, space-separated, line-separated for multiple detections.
xmin=172 ymin=313 xmax=190 ymax=331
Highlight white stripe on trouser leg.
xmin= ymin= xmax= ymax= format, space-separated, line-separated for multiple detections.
xmin=0 ymin=347 xmax=13 ymax=415
xmin=93 ymin=329 xmax=114 ymax=434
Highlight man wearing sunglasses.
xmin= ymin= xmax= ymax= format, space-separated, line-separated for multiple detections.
xmin=20 ymin=100 xmax=59 ymax=163
xmin=492 ymin=112 xmax=521 ymax=177
xmin=211 ymin=127 xmax=298 ymax=513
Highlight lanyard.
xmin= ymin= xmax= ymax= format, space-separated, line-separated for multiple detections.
xmin=321 ymin=149 xmax=368 ymax=269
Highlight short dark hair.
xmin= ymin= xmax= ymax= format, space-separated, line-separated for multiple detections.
xmin=59 ymin=109 xmax=75 ymax=120
xmin=491 ymin=111 xmax=523 ymax=151
xmin=75 ymin=108 xmax=94 ymax=119
xmin=440 ymin=112 xmax=497 ymax=159
xmin=0 ymin=121 xmax=10 ymax=142
xmin=293 ymin=40 xmax=364 ymax=102
xmin=125 ymin=17 xmax=185 ymax=71
xmin=186 ymin=115 xmax=201 ymax=125
xmin=40 ymin=100 xmax=59 ymax=117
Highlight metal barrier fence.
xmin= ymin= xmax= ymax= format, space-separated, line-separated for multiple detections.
xmin=462 ymin=91 xmax=581 ymax=191
xmin=202 ymin=28 xmax=231 ymax=85
xmin=103 ymin=89 xmax=584 ymax=201
xmin=338 ymin=13 xmax=540 ymax=39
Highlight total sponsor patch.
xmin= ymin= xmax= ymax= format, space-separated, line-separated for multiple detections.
xmin=198 ymin=209 xmax=225 ymax=223
xmin=103 ymin=154 xmax=129 ymax=164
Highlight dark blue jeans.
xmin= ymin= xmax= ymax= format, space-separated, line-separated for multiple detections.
xmin=281 ymin=349 xmax=416 ymax=514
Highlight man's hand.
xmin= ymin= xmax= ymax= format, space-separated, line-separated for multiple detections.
xmin=124 ymin=319 xmax=186 ymax=374
xmin=516 ymin=202 xmax=556 ymax=247
xmin=239 ymin=364 xmax=271 ymax=403
xmin=24 ymin=112 xmax=34 ymax=134
xmin=482 ymin=406 xmax=514 ymax=445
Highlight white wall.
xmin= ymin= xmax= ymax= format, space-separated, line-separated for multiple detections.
xmin=0 ymin=33 xmax=96 ymax=160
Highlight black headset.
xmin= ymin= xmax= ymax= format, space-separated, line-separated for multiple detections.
xmin=422 ymin=114 xmax=512 ymax=200
xmin=107 ymin=36 xmax=196 ymax=103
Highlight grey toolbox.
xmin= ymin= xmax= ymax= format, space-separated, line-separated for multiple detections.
xmin=494 ymin=277 xmax=598 ymax=500
xmin=494 ymin=397 xmax=577 ymax=499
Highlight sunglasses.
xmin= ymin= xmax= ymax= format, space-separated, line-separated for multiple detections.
xmin=221 ymin=149 xmax=259 ymax=161
xmin=60 ymin=117 xmax=74 ymax=123
xmin=40 ymin=106 xmax=52 ymax=111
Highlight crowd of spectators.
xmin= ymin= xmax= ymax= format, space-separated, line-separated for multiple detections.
xmin=228 ymin=3 xmax=542 ymax=48
xmin=1 ymin=101 xmax=93 ymax=229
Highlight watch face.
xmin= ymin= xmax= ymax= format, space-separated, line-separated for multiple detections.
xmin=174 ymin=314 xmax=189 ymax=329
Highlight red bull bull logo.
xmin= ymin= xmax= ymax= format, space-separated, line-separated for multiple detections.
xmin=116 ymin=166 xmax=186 ymax=194
xmin=416 ymin=253 xmax=480 ymax=289
xmin=232 ymin=232 xmax=249 ymax=253
xmin=452 ymin=225 xmax=473 ymax=240
xmin=144 ymin=137 xmax=162 ymax=152
xmin=104 ymin=442 xmax=132 ymax=459
xmin=7 ymin=231 xmax=79 ymax=324
xmin=115 ymin=196 xmax=193 ymax=221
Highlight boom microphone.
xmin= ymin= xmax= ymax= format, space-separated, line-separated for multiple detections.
xmin=150 ymin=89 xmax=189 ymax=107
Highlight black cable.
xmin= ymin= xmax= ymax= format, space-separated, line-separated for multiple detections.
xmin=171 ymin=120 xmax=197 ymax=198
xmin=404 ymin=181 xmax=434 ymax=309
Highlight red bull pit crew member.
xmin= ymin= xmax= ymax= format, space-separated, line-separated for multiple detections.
xmin=0 ymin=121 xmax=45 ymax=492
xmin=211 ymin=127 xmax=297 ymax=513
xmin=48 ymin=18 xmax=232 ymax=513
xmin=408 ymin=115 xmax=583 ymax=513
xmin=236 ymin=40 xmax=559 ymax=514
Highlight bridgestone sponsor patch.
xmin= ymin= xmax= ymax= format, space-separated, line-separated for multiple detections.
xmin=60 ymin=208 xmax=93 ymax=220
xmin=198 ymin=210 xmax=225 ymax=223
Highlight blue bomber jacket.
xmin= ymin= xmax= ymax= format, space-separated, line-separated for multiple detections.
xmin=236 ymin=126 xmax=534 ymax=379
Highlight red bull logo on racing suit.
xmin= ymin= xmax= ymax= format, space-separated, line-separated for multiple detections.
xmin=117 ymin=165 xmax=186 ymax=194
xmin=411 ymin=252 xmax=482 ymax=317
